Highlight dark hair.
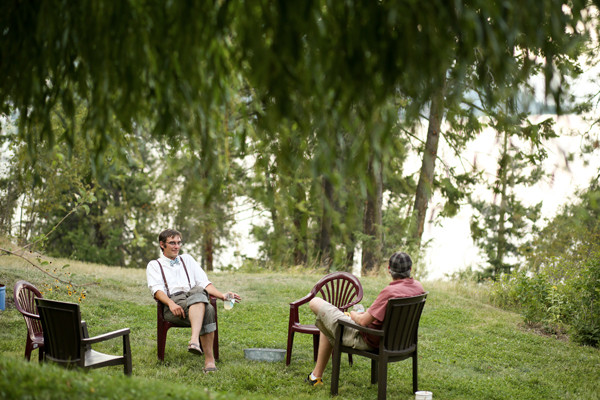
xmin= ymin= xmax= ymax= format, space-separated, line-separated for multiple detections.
xmin=390 ymin=269 xmax=411 ymax=280
xmin=158 ymin=229 xmax=182 ymax=246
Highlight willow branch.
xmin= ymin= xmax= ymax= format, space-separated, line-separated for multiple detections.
xmin=0 ymin=247 xmax=99 ymax=288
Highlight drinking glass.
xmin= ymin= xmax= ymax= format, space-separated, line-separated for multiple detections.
xmin=224 ymin=292 xmax=235 ymax=310
xmin=353 ymin=304 xmax=365 ymax=313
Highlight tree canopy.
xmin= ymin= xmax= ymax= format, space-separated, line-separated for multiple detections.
xmin=1 ymin=0 xmax=594 ymax=163
xmin=2 ymin=0 xmax=599 ymax=271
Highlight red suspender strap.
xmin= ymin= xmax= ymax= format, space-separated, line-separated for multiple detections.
xmin=179 ymin=258 xmax=193 ymax=291
xmin=155 ymin=260 xmax=170 ymax=297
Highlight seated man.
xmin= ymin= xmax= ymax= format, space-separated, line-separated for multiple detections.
xmin=306 ymin=251 xmax=425 ymax=386
xmin=146 ymin=228 xmax=241 ymax=373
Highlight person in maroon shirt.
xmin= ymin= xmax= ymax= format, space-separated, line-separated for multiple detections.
xmin=305 ymin=251 xmax=425 ymax=386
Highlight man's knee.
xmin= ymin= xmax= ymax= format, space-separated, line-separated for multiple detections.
xmin=309 ymin=297 xmax=326 ymax=314
xmin=189 ymin=302 xmax=206 ymax=315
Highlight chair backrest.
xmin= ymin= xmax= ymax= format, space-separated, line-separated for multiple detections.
xmin=312 ymin=272 xmax=363 ymax=310
xmin=13 ymin=280 xmax=44 ymax=341
xmin=35 ymin=298 xmax=84 ymax=365
xmin=380 ymin=293 xmax=428 ymax=353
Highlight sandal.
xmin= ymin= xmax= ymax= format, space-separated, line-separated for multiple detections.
xmin=188 ymin=342 xmax=203 ymax=356
xmin=203 ymin=366 xmax=218 ymax=374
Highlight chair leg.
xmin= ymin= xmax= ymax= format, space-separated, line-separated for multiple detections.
xmin=312 ymin=333 xmax=320 ymax=362
xmin=123 ymin=334 xmax=132 ymax=376
xmin=412 ymin=353 xmax=418 ymax=393
xmin=157 ymin=326 xmax=168 ymax=361
xmin=213 ymin=328 xmax=220 ymax=361
xmin=38 ymin=347 xmax=44 ymax=362
xmin=285 ymin=330 xmax=294 ymax=366
xmin=377 ymin=361 xmax=388 ymax=400
xmin=330 ymin=337 xmax=343 ymax=395
xmin=24 ymin=336 xmax=33 ymax=361
xmin=371 ymin=359 xmax=378 ymax=384
xmin=211 ymin=297 xmax=219 ymax=361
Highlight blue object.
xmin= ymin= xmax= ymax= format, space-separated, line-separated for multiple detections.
xmin=0 ymin=284 xmax=5 ymax=311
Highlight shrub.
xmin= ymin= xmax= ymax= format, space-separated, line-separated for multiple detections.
xmin=564 ymin=249 xmax=600 ymax=346
xmin=488 ymin=243 xmax=600 ymax=347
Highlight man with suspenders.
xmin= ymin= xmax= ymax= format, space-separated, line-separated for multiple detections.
xmin=146 ymin=228 xmax=241 ymax=373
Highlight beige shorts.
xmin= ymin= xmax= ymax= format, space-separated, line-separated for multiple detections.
xmin=163 ymin=286 xmax=216 ymax=335
xmin=315 ymin=301 xmax=372 ymax=350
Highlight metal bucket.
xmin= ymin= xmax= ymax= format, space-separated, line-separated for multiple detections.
xmin=244 ymin=348 xmax=286 ymax=362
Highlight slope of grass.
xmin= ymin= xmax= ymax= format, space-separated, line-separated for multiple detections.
xmin=1 ymin=252 xmax=599 ymax=400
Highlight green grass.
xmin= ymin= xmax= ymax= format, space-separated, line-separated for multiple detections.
xmin=1 ymin=252 xmax=599 ymax=400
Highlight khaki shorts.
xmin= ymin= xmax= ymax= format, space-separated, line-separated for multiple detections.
xmin=315 ymin=301 xmax=372 ymax=350
xmin=163 ymin=286 xmax=216 ymax=335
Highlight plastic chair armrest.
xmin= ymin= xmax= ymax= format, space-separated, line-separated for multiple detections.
xmin=337 ymin=318 xmax=384 ymax=337
xmin=82 ymin=328 xmax=131 ymax=345
xmin=289 ymin=292 xmax=315 ymax=308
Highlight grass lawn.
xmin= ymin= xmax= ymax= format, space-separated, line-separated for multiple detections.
xmin=1 ymin=251 xmax=599 ymax=399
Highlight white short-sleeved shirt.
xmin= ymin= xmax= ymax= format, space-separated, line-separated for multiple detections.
xmin=146 ymin=253 xmax=211 ymax=296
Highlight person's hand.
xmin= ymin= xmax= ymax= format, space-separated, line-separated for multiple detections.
xmin=169 ymin=302 xmax=186 ymax=318
xmin=225 ymin=291 xmax=242 ymax=303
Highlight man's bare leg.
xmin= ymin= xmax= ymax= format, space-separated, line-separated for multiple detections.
xmin=312 ymin=332 xmax=333 ymax=378
xmin=200 ymin=332 xmax=216 ymax=370
xmin=188 ymin=302 xmax=205 ymax=347
xmin=309 ymin=298 xmax=333 ymax=379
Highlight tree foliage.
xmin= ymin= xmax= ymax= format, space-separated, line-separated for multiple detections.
xmin=1 ymin=0 xmax=598 ymax=272
xmin=1 ymin=0 xmax=593 ymax=173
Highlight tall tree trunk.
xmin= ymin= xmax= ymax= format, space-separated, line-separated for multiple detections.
xmin=362 ymin=156 xmax=383 ymax=274
xmin=203 ymin=228 xmax=214 ymax=271
xmin=495 ymin=131 xmax=509 ymax=276
xmin=292 ymin=181 xmax=308 ymax=265
xmin=411 ymin=79 xmax=446 ymax=249
xmin=265 ymin=167 xmax=280 ymax=261
xmin=344 ymin=231 xmax=356 ymax=272
xmin=318 ymin=176 xmax=334 ymax=269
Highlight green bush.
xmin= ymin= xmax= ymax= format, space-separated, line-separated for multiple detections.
xmin=489 ymin=245 xmax=600 ymax=346
xmin=564 ymin=250 xmax=600 ymax=346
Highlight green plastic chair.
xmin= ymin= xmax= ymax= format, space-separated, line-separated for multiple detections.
xmin=36 ymin=298 xmax=132 ymax=375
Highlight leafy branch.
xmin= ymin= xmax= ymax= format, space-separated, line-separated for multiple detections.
xmin=0 ymin=188 xmax=99 ymax=298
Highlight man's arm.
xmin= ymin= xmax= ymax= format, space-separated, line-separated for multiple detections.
xmin=203 ymin=283 xmax=226 ymax=301
xmin=350 ymin=310 xmax=376 ymax=327
xmin=204 ymin=283 xmax=242 ymax=302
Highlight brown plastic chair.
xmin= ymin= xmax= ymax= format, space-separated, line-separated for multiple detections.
xmin=286 ymin=271 xmax=363 ymax=366
xmin=13 ymin=280 xmax=45 ymax=361
xmin=330 ymin=293 xmax=428 ymax=399
xmin=35 ymin=298 xmax=132 ymax=375
xmin=156 ymin=296 xmax=219 ymax=361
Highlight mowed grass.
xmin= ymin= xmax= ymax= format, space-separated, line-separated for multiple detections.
xmin=1 ymin=252 xmax=599 ymax=400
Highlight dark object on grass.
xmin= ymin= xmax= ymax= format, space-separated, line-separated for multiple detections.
xmin=36 ymin=298 xmax=132 ymax=375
